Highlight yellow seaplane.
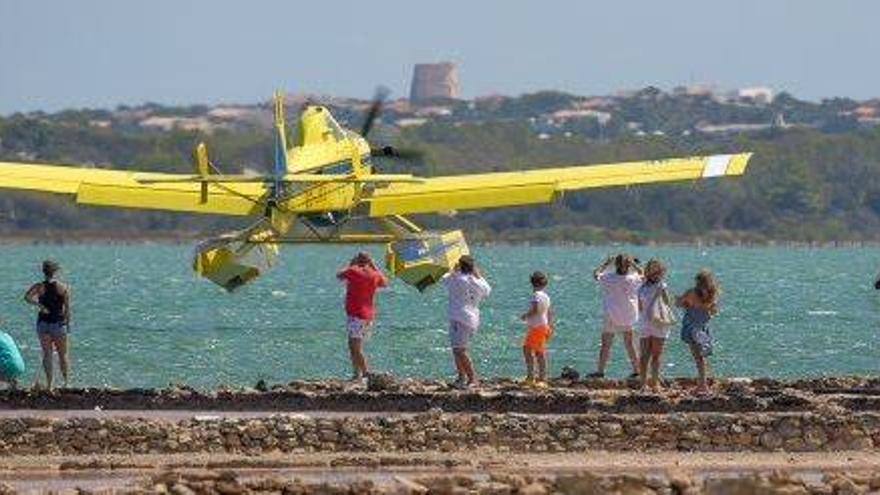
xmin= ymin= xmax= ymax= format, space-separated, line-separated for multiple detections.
xmin=0 ymin=91 xmax=752 ymax=292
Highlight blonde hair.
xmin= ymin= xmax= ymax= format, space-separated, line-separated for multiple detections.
xmin=644 ymin=258 xmax=666 ymax=283
xmin=694 ymin=269 xmax=719 ymax=315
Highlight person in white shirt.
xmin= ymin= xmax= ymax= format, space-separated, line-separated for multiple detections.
xmin=443 ymin=255 xmax=491 ymax=388
xmin=637 ymin=259 xmax=672 ymax=392
xmin=588 ymin=253 xmax=643 ymax=379
xmin=520 ymin=271 xmax=553 ymax=386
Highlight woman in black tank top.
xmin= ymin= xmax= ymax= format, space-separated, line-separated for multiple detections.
xmin=37 ymin=281 xmax=66 ymax=324
xmin=24 ymin=260 xmax=71 ymax=390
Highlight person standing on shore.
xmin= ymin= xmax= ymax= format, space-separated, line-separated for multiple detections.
xmin=337 ymin=252 xmax=388 ymax=383
xmin=637 ymin=259 xmax=674 ymax=391
xmin=676 ymin=269 xmax=720 ymax=396
xmin=443 ymin=255 xmax=491 ymax=389
xmin=520 ymin=271 xmax=554 ymax=387
xmin=589 ymin=254 xmax=642 ymax=379
xmin=24 ymin=260 xmax=71 ymax=390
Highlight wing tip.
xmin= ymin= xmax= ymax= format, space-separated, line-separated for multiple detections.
xmin=725 ymin=152 xmax=753 ymax=176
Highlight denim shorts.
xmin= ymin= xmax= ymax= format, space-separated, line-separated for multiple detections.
xmin=36 ymin=321 xmax=68 ymax=338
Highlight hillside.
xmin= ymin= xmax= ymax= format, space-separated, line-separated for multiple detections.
xmin=2 ymin=88 xmax=880 ymax=242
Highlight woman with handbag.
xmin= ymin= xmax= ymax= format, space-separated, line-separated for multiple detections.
xmin=637 ymin=259 xmax=675 ymax=392
xmin=676 ymin=270 xmax=720 ymax=396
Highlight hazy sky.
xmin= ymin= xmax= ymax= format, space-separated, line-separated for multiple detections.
xmin=1 ymin=0 xmax=878 ymax=114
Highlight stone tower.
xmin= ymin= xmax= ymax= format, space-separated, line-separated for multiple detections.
xmin=409 ymin=62 xmax=460 ymax=103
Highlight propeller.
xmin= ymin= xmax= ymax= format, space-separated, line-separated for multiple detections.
xmin=360 ymin=86 xmax=427 ymax=163
xmin=360 ymin=86 xmax=390 ymax=137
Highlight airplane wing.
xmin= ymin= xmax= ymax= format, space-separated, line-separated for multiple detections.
xmin=0 ymin=162 xmax=267 ymax=215
xmin=365 ymin=153 xmax=751 ymax=217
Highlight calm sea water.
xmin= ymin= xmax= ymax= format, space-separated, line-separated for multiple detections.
xmin=0 ymin=243 xmax=877 ymax=388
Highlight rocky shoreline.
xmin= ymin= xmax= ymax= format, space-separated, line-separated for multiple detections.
xmin=2 ymin=376 xmax=880 ymax=492
xmin=27 ymin=468 xmax=880 ymax=495
xmin=0 ymin=377 xmax=876 ymax=457
xmin=1 ymin=376 xmax=879 ymax=414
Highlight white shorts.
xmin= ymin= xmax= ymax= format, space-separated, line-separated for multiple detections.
xmin=602 ymin=316 xmax=634 ymax=334
xmin=347 ymin=316 xmax=372 ymax=340
xmin=639 ymin=325 xmax=671 ymax=339
xmin=449 ymin=320 xmax=476 ymax=349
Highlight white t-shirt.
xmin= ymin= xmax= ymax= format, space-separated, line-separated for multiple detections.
xmin=443 ymin=271 xmax=492 ymax=329
xmin=525 ymin=290 xmax=551 ymax=328
xmin=597 ymin=270 xmax=643 ymax=327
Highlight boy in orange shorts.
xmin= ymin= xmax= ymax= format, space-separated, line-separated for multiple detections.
xmin=520 ymin=271 xmax=553 ymax=386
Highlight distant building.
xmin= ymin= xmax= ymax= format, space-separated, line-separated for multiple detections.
xmin=410 ymin=62 xmax=460 ymax=103
xmin=672 ymin=83 xmax=716 ymax=97
xmin=737 ymin=86 xmax=774 ymax=104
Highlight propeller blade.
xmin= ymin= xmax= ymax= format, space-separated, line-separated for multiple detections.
xmin=370 ymin=146 xmax=425 ymax=161
xmin=360 ymin=86 xmax=390 ymax=137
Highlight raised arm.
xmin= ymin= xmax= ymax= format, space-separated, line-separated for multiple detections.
xmin=593 ymin=256 xmax=613 ymax=280
xmin=372 ymin=263 xmax=389 ymax=287
xmin=676 ymin=289 xmax=695 ymax=308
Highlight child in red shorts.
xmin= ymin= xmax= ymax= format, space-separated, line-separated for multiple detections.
xmin=520 ymin=271 xmax=553 ymax=386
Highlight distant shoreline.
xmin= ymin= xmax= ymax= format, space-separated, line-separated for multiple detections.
xmin=0 ymin=232 xmax=878 ymax=248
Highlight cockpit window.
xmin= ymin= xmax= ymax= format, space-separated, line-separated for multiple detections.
xmin=323 ymin=112 xmax=346 ymax=141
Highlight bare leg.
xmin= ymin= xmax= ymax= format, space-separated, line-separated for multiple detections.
xmin=638 ymin=338 xmax=650 ymax=389
xmin=596 ymin=333 xmax=614 ymax=375
xmin=622 ymin=330 xmax=640 ymax=374
xmin=535 ymin=352 xmax=547 ymax=382
xmin=650 ymin=337 xmax=665 ymax=391
xmin=454 ymin=348 xmax=478 ymax=385
xmin=452 ymin=350 xmax=465 ymax=381
xmin=38 ymin=333 xmax=54 ymax=390
xmin=54 ymin=335 xmax=70 ymax=388
xmin=348 ymin=338 xmax=368 ymax=378
xmin=689 ymin=343 xmax=710 ymax=394
xmin=523 ymin=346 xmax=535 ymax=381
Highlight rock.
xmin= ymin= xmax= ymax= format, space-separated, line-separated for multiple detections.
xmin=244 ymin=421 xmax=269 ymax=440
xmin=473 ymin=481 xmax=512 ymax=495
xmin=555 ymin=474 xmax=601 ymax=495
xmin=488 ymin=474 xmax=526 ymax=489
xmin=367 ymin=372 xmax=398 ymax=392
xmin=392 ymin=476 xmax=429 ymax=494
xmin=169 ymin=483 xmax=196 ymax=495
xmin=560 ymin=366 xmax=580 ymax=381
xmin=215 ymin=479 xmax=244 ymax=495
xmin=760 ymin=431 xmax=783 ymax=449
xmin=519 ymin=482 xmax=548 ymax=495
xmin=254 ymin=379 xmax=268 ymax=392
xmin=668 ymin=471 xmax=692 ymax=491
xmin=599 ymin=422 xmax=623 ymax=437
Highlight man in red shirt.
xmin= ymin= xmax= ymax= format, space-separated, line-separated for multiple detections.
xmin=337 ymin=252 xmax=388 ymax=382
